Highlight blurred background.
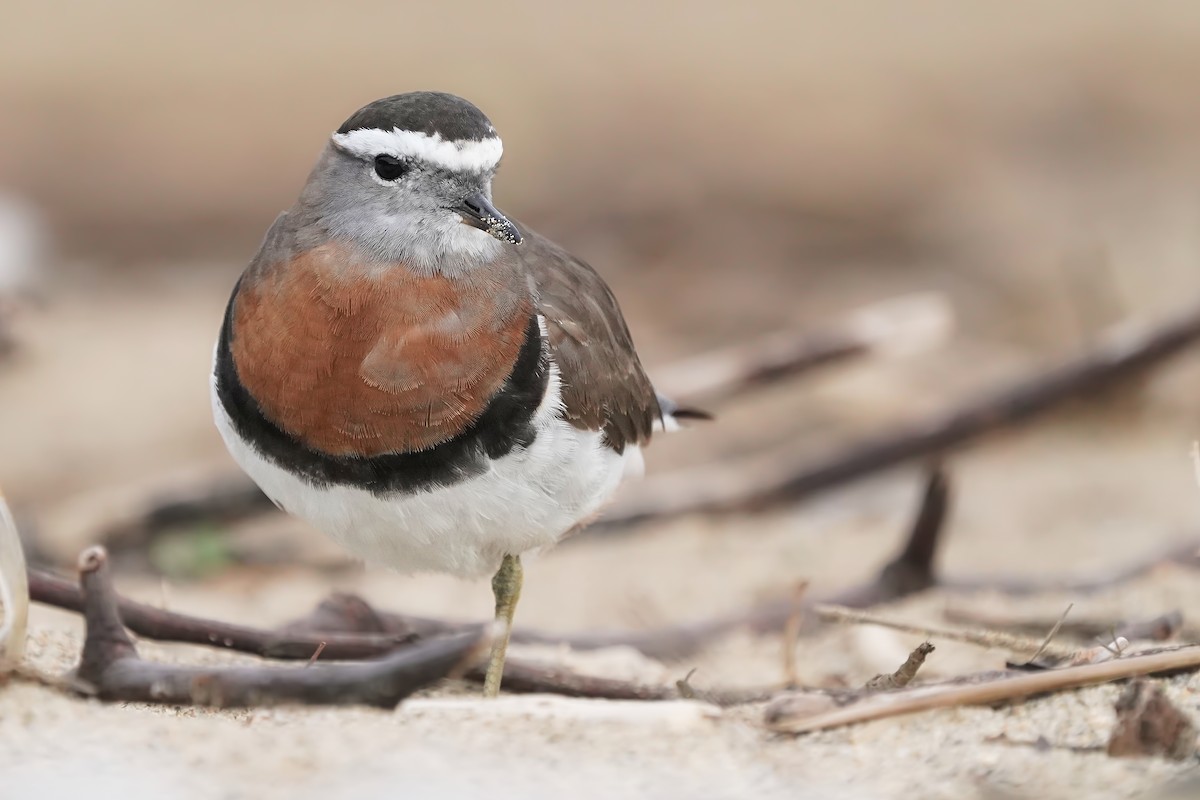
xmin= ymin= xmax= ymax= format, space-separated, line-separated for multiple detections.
xmin=2 ymin=2 xmax=1200 ymax=793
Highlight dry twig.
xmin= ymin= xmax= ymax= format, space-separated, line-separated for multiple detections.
xmin=68 ymin=546 xmax=489 ymax=708
xmin=1018 ymin=603 xmax=1075 ymax=667
xmin=655 ymin=292 xmax=952 ymax=405
xmin=29 ymin=567 xmax=415 ymax=660
xmin=766 ymin=645 xmax=1200 ymax=734
xmin=27 ymin=557 xmax=743 ymax=702
xmin=813 ymin=604 xmax=1076 ymax=661
xmin=943 ymin=608 xmax=1184 ymax=644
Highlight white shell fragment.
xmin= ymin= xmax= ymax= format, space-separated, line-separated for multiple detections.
xmin=0 ymin=491 xmax=29 ymax=672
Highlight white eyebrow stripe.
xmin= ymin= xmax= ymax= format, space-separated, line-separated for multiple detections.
xmin=331 ymin=128 xmax=503 ymax=172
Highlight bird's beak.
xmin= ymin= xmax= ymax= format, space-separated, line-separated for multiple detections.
xmin=451 ymin=192 xmax=523 ymax=245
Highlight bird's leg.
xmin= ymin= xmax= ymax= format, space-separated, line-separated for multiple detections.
xmin=483 ymin=553 xmax=523 ymax=697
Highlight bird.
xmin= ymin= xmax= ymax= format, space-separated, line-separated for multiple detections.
xmin=211 ymin=91 xmax=702 ymax=695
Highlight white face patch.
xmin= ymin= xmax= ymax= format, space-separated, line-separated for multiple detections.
xmin=331 ymin=128 xmax=503 ymax=172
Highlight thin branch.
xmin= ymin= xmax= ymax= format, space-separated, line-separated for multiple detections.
xmin=813 ymin=604 xmax=1076 ymax=661
xmin=766 ymin=644 xmax=1200 ymax=734
xmin=467 ymin=661 xmax=677 ymax=702
xmin=942 ymin=609 xmax=1185 ymax=644
xmin=29 ymin=567 xmax=415 ymax=660
xmin=69 ymin=546 xmax=490 ymax=708
xmin=1023 ymin=603 xmax=1074 ymax=665
xmin=28 ymin=557 xmax=755 ymax=702
xmin=655 ymin=292 xmax=952 ymax=405
xmin=595 ymin=300 xmax=1200 ymax=529
xmin=267 ymin=596 xmax=718 ymax=700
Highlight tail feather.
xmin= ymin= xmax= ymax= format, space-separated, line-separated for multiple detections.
xmin=656 ymin=392 xmax=713 ymax=433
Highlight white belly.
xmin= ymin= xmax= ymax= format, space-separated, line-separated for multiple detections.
xmin=211 ymin=364 xmax=640 ymax=577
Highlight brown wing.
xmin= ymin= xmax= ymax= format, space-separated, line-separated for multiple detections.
xmin=517 ymin=227 xmax=660 ymax=452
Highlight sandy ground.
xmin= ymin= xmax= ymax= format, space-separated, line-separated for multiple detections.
xmin=1 ymin=274 xmax=1199 ymax=799
xmin=4 ymin=630 xmax=1199 ymax=800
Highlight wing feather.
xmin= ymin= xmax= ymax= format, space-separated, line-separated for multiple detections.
xmin=516 ymin=227 xmax=659 ymax=452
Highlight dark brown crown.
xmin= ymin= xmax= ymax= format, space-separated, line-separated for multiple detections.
xmin=337 ymin=92 xmax=496 ymax=141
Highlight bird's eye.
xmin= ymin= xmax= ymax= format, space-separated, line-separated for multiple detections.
xmin=373 ymin=154 xmax=409 ymax=181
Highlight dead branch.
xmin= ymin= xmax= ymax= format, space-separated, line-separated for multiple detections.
xmin=1018 ymin=603 xmax=1075 ymax=667
xmin=814 ymin=604 xmax=1076 ymax=661
xmin=655 ymin=331 xmax=864 ymax=405
xmin=654 ymin=292 xmax=952 ymax=405
xmin=467 ymin=660 xmax=675 ymax=702
xmin=29 ymin=567 xmax=416 ymax=660
xmin=943 ymin=608 xmax=1185 ymax=643
xmin=271 ymin=595 xmax=729 ymax=700
xmin=280 ymin=594 xmax=731 ymax=662
xmin=596 ymin=300 xmax=1200 ymax=529
xmin=766 ymin=644 xmax=1200 ymax=734
xmin=31 ymin=562 xmax=642 ymax=697
xmin=69 ymin=546 xmax=489 ymax=708
xmin=27 ymin=558 xmax=738 ymax=702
